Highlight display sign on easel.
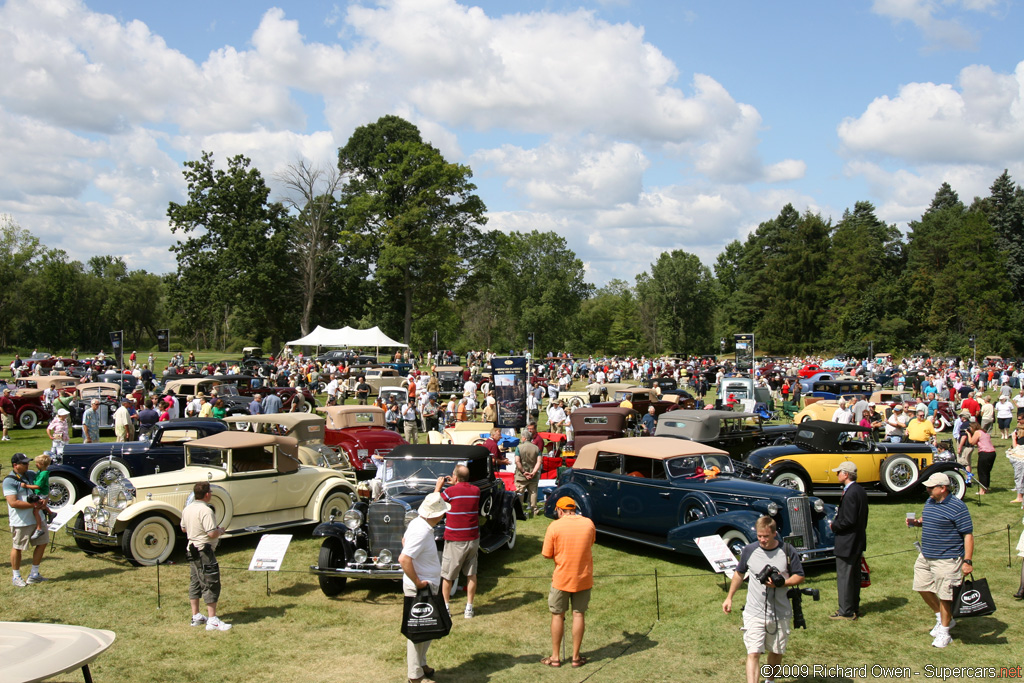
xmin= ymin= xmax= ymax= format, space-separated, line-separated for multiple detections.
xmin=248 ymin=534 xmax=292 ymax=571
xmin=47 ymin=504 xmax=78 ymax=534
xmin=695 ymin=534 xmax=740 ymax=578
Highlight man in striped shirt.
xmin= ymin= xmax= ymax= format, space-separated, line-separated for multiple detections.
xmin=907 ymin=472 xmax=974 ymax=648
xmin=435 ymin=465 xmax=480 ymax=618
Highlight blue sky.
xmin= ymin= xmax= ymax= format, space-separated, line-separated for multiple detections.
xmin=1 ymin=0 xmax=1021 ymax=284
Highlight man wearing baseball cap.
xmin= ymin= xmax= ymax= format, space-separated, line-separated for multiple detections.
xmin=907 ymin=472 xmax=974 ymax=648
xmin=540 ymin=497 xmax=596 ymax=668
xmin=399 ymin=491 xmax=450 ymax=683
xmin=884 ymin=404 xmax=907 ymax=442
xmin=4 ymin=453 xmax=50 ymax=586
xmin=829 ymin=462 xmax=868 ymax=621
xmin=907 ymin=404 xmax=937 ymax=444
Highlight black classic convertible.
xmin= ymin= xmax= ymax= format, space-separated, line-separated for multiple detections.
xmin=310 ymin=444 xmax=524 ymax=596
xmin=46 ymin=418 xmax=227 ymax=510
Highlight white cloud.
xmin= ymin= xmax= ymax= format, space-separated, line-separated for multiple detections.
xmin=870 ymin=0 xmax=989 ymax=50
xmin=838 ymin=61 xmax=1024 ymax=164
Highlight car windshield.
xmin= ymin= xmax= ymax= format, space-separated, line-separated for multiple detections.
xmin=187 ymin=447 xmax=226 ymax=468
xmin=215 ymin=385 xmax=240 ymax=397
xmin=383 ymin=458 xmax=483 ymax=493
xmin=665 ymin=454 xmax=735 ymax=478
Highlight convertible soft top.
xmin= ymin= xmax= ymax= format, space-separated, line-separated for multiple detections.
xmin=574 ymin=436 xmax=727 ymax=469
xmin=385 ymin=444 xmax=489 ymax=461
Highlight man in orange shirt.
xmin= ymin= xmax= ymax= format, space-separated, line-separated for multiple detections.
xmin=540 ymin=497 xmax=596 ymax=669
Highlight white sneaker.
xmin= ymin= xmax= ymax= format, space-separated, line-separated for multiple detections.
xmin=26 ymin=573 xmax=49 ymax=584
xmin=932 ymin=631 xmax=952 ymax=648
xmin=929 ymin=617 xmax=955 ymax=637
xmin=30 ymin=528 xmax=45 ymax=541
xmin=464 ymin=605 xmax=474 ymax=619
xmin=191 ymin=614 xmax=208 ymax=627
xmin=206 ymin=617 xmax=232 ymax=631
xmin=12 ymin=576 xmax=27 ymax=588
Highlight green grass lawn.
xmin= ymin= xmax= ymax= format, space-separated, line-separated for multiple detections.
xmin=2 ymin=357 xmax=1022 ymax=681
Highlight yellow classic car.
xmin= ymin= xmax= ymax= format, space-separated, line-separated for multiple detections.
xmin=743 ymin=420 xmax=970 ymax=499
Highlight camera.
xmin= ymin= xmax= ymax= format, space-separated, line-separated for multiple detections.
xmin=755 ymin=564 xmax=785 ymax=587
xmin=26 ymin=494 xmax=41 ymax=504
xmin=788 ymin=587 xmax=820 ymax=629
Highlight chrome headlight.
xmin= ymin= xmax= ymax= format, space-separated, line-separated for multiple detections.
xmin=813 ymin=499 xmax=825 ymax=514
xmin=377 ymin=549 xmax=393 ymax=566
xmin=342 ymin=509 xmax=363 ymax=529
xmin=84 ymin=506 xmax=97 ymax=521
xmin=404 ymin=509 xmax=418 ymax=527
xmin=353 ymin=548 xmax=368 ymax=564
xmin=96 ymin=510 xmax=110 ymax=525
xmin=344 ymin=529 xmax=356 ymax=542
xmin=766 ymin=502 xmax=779 ymax=516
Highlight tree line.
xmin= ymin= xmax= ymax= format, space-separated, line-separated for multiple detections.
xmin=2 ymin=115 xmax=1021 ymax=358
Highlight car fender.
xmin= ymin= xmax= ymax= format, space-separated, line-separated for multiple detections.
xmin=678 ymin=492 xmax=717 ymax=522
xmin=112 ymin=500 xmax=182 ymax=529
xmin=305 ymin=478 xmax=359 ymax=519
xmin=761 ymin=459 xmax=811 ymax=483
xmin=666 ymin=510 xmax=760 ymax=552
xmin=46 ymin=465 xmax=94 ymax=496
xmin=542 ymin=481 xmax=592 ymax=519
xmin=501 ymin=489 xmax=526 ymax=521
xmin=918 ymin=461 xmax=969 ymax=484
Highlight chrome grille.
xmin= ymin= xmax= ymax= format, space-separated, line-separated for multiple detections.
xmin=786 ymin=496 xmax=813 ymax=550
xmin=367 ymin=502 xmax=406 ymax=556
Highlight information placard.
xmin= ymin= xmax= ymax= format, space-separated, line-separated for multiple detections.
xmin=248 ymin=534 xmax=292 ymax=571
xmin=47 ymin=504 xmax=78 ymax=533
xmin=695 ymin=534 xmax=740 ymax=578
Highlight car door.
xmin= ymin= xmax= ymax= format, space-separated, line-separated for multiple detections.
xmin=576 ymin=453 xmax=622 ymax=528
xmin=613 ymin=457 xmax=677 ymax=534
xmin=144 ymin=426 xmax=198 ymax=474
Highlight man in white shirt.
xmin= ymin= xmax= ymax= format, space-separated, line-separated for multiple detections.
xmin=326 ymin=375 xmax=340 ymax=405
xmin=547 ymin=400 xmax=567 ymax=433
xmin=113 ymin=399 xmax=133 ymax=442
xmin=885 ymin=405 xmax=907 ymax=442
xmin=832 ymin=399 xmax=854 ymax=424
xmin=399 ymin=492 xmax=450 ymax=683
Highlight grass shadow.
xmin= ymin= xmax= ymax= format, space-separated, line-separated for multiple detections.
xmin=858 ymin=595 xmax=909 ymax=615
xmin=956 ymin=616 xmax=1009 ymax=644
xmin=58 ymin=566 xmax=124 ymax=581
xmin=226 ymin=603 xmax=297 ymax=624
xmin=476 ymin=588 xmax=544 ymax=615
xmin=270 ymin=581 xmax=319 ymax=597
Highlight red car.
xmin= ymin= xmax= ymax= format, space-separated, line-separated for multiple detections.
xmin=5 ymin=389 xmax=52 ymax=430
xmin=798 ymin=364 xmax=824 ymax=378
xmin=318 ymin=405 xmax=407 ymax=480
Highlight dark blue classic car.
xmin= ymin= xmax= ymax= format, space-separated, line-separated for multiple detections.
xmin=310 ymin=445 xmax=524 ymax=596
xmin=46 ymin=418 xmax=227 ymax=511
xmin=545 ymin=437 xmax=837 ymax=563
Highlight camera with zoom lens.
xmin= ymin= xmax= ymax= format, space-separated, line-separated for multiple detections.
xmin=755 ymin=564 xmax=786 ymax=587
xmin=26 ymin=494 xmax=41 ymax=504
xmin=787 ymin=587 xmax=820 ymax=630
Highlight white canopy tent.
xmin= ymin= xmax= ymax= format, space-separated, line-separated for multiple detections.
xmin=286 ymin=325 xmax=407 ymax=349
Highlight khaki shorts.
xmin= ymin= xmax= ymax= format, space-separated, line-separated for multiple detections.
xmin=2 ymin=413 xmax=12 ymax=430
xmin=742 ymin=613 xmax=790 ymax=655
xmin=957 ymin=445 xmax=974 ymax=468
xmin=441 ymin=539 xmax=479 ymax=580
xmin=913 ymin=554 xmax=963 ymax=600
xmin=548 ymin=586 xmax=591 ymax=614
xmin=11 ymin=525 xmax=49 ymax=551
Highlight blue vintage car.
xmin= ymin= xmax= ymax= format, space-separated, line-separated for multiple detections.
xmin=46 ymin=418 xmax=227 ymax=511
xmin=544 ymin=436 xmax=837 ymax=563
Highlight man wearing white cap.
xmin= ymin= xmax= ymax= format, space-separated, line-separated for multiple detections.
xmin=829 ymin=462 xmax=868 ymax=621
xmin=907 ymin=472 xmax=974 ymax=648
xmin=399 ymin=492 xmax=450 ymax=683
xmin=884 ymin=404 xmax=907 ymax=442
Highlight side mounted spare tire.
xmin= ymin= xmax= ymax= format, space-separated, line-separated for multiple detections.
xmin=880 ymin=455 xmax=919 ymax=495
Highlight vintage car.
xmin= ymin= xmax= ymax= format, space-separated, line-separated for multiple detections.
xmin=360 ymin=368 xmax=403 ymax=396
xmin=718 ymin=377 xmax=775 ymax=410
xmin=223 ymin=413 xmax=353 ymax=475
xmin=68 ymin=382 xmax=122 ymax=431
xmin=380 ymin=361 xmax=413 ymax=377
xmin=3 ymin=388 xmax=52 ymax=430
xmin=45 ymin=418 xmax=228 ymax=510
xmin=744 ymin=420 xmax=971 ymax=499
xmin=655 ymin=410 xmax=796 ymax=460
xmin=798 ymin=364 xmax=826 ymax=378
xmin=319 ymin=405 xmax=408 ymax=479
xmin=210 ymin=374 xmax=315 ymax=413
xmin=570 ymin=407 xmax=640 ymax=450
xmin=14 ymin=375 xmax=79 ymax=396
xmin=67 ymin=431 xmax=358 ymax=565
xmin=591 ymin=386 xmax=692 ymax=415
xmin=792 ymin=395 xmax=861 ymax=423
xmin=163 ymin=377 xmax=251 ymax=417
xmin=96 ymin=372 xmax=138 ymax=395
xmin=544 ymin=437 xmax=837 ymax=562
xmin=805 ymin=379 xmax=874 ymax=401
xmin=310 ymin=444 xmax=524 ymax=595
xmin=428 ymin=421 xmax=495 ymax=447
xmin=377 ymin=385 xmax=409 ymax=406
xmin=434 ymin=365 xmax=464 ymax=394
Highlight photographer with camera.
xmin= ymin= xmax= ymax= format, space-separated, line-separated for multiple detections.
xmin=722 ymin=516 xmax=805 ymax=683
xmin=4 ymin=453 xmax=51 ymax=587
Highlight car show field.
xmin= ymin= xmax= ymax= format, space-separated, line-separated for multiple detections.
xmin=1 ymin=353 xmax=1023 ymax=682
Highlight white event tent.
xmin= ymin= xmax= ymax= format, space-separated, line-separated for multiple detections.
xmin=287 ymin=325 xmax=408 ymax=349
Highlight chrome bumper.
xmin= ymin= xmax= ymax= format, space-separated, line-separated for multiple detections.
xmin=309 ymin=564 xmax=403 ymax=579
xmin=67 ymin=527 xmax=120 ymax=546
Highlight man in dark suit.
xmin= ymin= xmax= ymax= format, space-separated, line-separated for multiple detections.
xmin=829 ymin=461 xmax=868 ymax=620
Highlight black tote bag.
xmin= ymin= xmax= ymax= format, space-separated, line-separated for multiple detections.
xmin=952 ymin=577 xmax=997 ymax=618
xmin=401 ymin=586 xmax=453 ymax=643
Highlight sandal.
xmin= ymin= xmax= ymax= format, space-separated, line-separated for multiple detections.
xmin=572 ymin=656 xmax=588 ymax=668
xmin=541 ymin=656 xmax=561 ymax=668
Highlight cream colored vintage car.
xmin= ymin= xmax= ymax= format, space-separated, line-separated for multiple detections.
xmin=427 ymin=421 xmax=494 ymax=446
xmin=223 ymin=413 xmax=356 ymax=478
xmin=67 ymin=431 xmax=358 ymax=566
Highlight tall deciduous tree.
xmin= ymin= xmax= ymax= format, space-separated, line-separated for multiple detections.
xmin=0 ymin=216 xmax=44 ymax=348
xmin=167 ymin=152 xmax=291 ymax=350
xmin=338 ymin=116 xmax=487 ymax=345
xmin=979 ymin=171 xmax=1024 ymax=300
xmin=638 ymin=249 xmax=718 ymax=355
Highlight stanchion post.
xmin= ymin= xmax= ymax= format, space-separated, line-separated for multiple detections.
xmin=156 ymin=559 xmax=161 ymax=609
xmin=654 ymin=569 xmax=660 ymax=621
xmin=266 ymin=571 xmax=270 ymax=597
xmin=1009 ymin=524 xmax=1013 ymax=568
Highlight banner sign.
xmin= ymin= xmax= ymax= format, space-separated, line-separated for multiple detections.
xmin=490 ymin=356 xmax=527 ymax=429
xmin=156 ymin=329 xmax=170 ymax=353
xmin=109 ymin=330 xmax=124 ymax=368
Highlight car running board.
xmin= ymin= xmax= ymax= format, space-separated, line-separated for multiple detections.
xmin=478 ymin=533 xmax=511 ymax=554
xmin=595 ymin=526 xmax=675 ymax=551
xmin=223 ymin=521 xmax=304 ymax=537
